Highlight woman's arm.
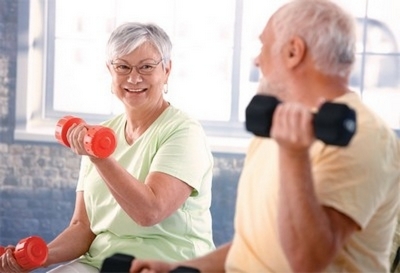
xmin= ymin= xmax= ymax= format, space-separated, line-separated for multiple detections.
xmin=66 ymin=122 xmax=200 ymax=227
xmin=44 ymin=191 xmax=96 ymax=267
xmin=90 ymin=157 xmax=192 ymax=226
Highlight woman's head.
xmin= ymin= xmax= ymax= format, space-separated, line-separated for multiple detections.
xmin=106 ymin=22 xmax=172 ymax=112
xmin=106 ymin=22 xmax=172 ymax=68
xmin=271 ymin=0 xmax=356 ymax=78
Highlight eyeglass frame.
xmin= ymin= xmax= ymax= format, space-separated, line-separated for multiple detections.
xmin=110 ymin=58 xmax=164 ymax=75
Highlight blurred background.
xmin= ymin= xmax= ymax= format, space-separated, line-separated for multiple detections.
xmin=1 ymin=0 xmax=400 ymax=272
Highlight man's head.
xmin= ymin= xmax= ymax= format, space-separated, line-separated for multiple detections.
xmin=273 ymin=0 xmax=356 ymax=77
xmin=255 ymin=0 xmax=356 ymax=102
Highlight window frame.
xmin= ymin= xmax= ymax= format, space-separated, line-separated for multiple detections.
xmin=14 ymin=0 xmax=400 ymax=151
xmin=15 ymin=0 xmax=254 ymax=152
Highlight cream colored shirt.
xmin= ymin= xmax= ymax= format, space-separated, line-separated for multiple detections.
xmin=76 ymin=106 xmax=215 ymax=269
xmin=226 ymin=92 xmax=400 ymax=272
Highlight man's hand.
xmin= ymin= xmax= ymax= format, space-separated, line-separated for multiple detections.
xmin=270 ymin=102 xmax=315 ymax=152
xmin=130 ymin=259 xmax=176 ymax=273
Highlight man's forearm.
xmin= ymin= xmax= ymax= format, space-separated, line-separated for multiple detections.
xmin=277 ymin=149 xmax=334 ymax=271
xmin=178 ymin=242 xmax=231 ymax=273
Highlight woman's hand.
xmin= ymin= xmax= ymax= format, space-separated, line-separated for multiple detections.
xmin=66 ymin=123 xmax=92 ymax=157
xmin=0 ymin=247 xmax=26 ymax=273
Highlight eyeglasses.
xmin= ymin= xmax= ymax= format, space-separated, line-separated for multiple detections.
xmin=110 ymin=59 xmax=164 ymax=75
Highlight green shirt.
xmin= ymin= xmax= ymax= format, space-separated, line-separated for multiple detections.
xmin=76 ymin=106 xmax=215 ymax=269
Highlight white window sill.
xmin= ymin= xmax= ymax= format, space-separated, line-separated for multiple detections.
xmin=14 ymin=122 xmax=251 ymax=154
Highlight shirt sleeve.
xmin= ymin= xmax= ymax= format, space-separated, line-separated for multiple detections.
xmin=312 ymin=129 xmax=393 ymax=229
xmin=149 ymin=119 xmax=213 ymax=196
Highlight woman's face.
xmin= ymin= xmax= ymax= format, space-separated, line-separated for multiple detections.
xmin=108 ymin=42 xmax=171 ymax=112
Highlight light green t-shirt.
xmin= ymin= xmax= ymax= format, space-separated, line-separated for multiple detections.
xmin=76 ymin=106 xmax=215 ymax=269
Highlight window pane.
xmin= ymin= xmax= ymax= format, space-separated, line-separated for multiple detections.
xmin=363 ymin=0 xmax=400 ymax=129
xmin=367 ymin=0 xmax=400 ymax=53
xmin=239 ymin=0 xmax=288 ymax=122
xmin=348 ymin=54 xmax=363 ymax=94
xmin=168 ymin=47 xmax=233 ymax=121
xmin=362 ymin=55 xmax=400 ymax=129
xmin=167 ymin=0 xmax=235 ymax=121
xmin=53 ymin=0 xmax=118 ymax=115
xmin=53 ymin=40 xmax=119 ymax=115
xmin=52 ymin=0 xmax=235 ymax=122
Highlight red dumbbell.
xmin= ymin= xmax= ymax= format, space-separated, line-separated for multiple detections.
xmin=55 ymin=115 xmax=117 ymax=158
xmin=0 ymin=236 xmax=48 ymax=271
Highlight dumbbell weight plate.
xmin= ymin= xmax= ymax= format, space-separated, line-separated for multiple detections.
xmin=100 ymin=253 xmax=134 ymax=273
xmin=84 ymin=127 xmax=117 ymax=158
xmin=313 ymin=102 xmax=357 ymax=146
xmin=0 ymin=246 xmax=5 ymax=256
xmin=55 ymin=116 xmax=85 ymax=147
xmin=245 ymin=95 xmax=279 ymax=137
xmin=14 ymin=236 xmax=48 ymax=270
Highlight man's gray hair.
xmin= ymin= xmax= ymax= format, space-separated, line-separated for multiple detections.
xmin=272 ymin=0 xmax=356 ymax=77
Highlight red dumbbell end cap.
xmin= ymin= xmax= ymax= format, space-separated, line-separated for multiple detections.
xmin=55 ymin=116 xmax=85 ymax=147
xmin=14 ymin=236 xmax=48 ymax=270
xmin=84 ymin=127 xmax=117 ymax=158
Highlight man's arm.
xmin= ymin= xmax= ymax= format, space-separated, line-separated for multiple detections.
xmin=271 ymin=102 xmax=359 ymax=272
xmin=130 ymin=242 xmax=231 ymax=273
xmin=277 ymin=149 xmax=359 ymax=272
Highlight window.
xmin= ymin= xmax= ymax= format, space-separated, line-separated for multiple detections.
xmin=15 ymin=0 xmax=400 ymax=153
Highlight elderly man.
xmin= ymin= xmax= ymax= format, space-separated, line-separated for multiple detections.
xmin=129 ymin=0 xmax=400 ymax=272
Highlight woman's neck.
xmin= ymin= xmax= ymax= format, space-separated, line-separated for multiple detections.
xmin=124 ymin=100 xmax=170 ymax=144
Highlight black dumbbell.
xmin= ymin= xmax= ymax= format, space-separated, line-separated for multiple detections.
xmin=100 ymin=253 xmax=133 ymax=273
xmin=100 ymin=253 xmax=200 ymax=273
xmin=245 ymin=94 xmax=357 ymax=146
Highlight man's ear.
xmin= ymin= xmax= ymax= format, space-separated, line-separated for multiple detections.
xmin=285 ymin=36 xmax=306 ymax=68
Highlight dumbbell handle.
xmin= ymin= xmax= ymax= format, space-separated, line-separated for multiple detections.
xmin=245 ymin=94 xmax=356 ymax=146
xmin=0 ymin=236 xmax=48 ymax=271
xmin=55 ymin=115 xmax=117 ymax=158
xmin=100 ymin=253 xmax=200 ymax=273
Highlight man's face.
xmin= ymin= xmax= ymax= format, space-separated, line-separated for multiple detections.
xmin=255 ymin=19 xmax=287 ymax=99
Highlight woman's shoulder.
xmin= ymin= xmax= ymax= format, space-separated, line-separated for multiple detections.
xmin=100 ymin=113 xmax=126 ymax=128
xmin=154 ymin=105 xmax=205 ymax=137
xmin=161 ymin=104 xmax=201 ymax=126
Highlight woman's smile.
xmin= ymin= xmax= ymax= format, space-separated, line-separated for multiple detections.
xmin=124 ymin=87 xmax=148 ymax=93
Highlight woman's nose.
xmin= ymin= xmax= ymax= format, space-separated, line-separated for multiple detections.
xmin=126 ymin=71 xmax=143 ymax=84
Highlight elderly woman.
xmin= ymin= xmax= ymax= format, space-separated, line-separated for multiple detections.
xmin=0 ymin=22 xmax=215 ymax=273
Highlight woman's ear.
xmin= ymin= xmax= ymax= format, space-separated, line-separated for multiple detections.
xmin=164 ymin=60 xmax=172 ymax=77
xmin=106 ymin=62 xmax=112 ymax=72
xmin=285 ymin=36 xmax=306 ymax=68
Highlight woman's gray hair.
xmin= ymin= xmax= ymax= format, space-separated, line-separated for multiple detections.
xmin=272 ymin=0 xmax=356 ymax=78
xmin=106 ymin=22 xmax=172 ymax=67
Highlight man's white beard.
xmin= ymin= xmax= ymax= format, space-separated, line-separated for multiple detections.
xmin=256 ymin=77 xmax=285 ymax=99
xmin=256 ymin=77 xmax=270 ymax=95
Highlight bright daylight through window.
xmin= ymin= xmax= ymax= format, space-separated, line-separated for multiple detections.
xmin=15 ymin=0 xmax=400 ymax=151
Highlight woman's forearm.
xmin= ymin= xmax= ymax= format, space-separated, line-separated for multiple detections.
xmin=44 ymin=222 xmax=95 ymax=267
